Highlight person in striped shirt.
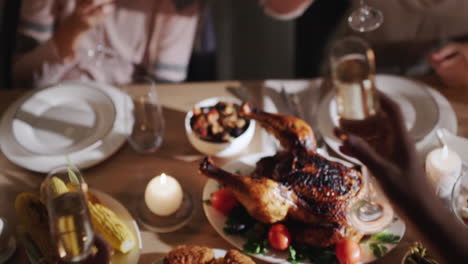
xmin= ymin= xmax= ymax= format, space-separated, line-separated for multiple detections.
xmin=13 ymin=0 xmax=314 ymax=88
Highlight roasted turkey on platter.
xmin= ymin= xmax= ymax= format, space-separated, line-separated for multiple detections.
xmin=199 ymin=103 xmax=366 ymax=247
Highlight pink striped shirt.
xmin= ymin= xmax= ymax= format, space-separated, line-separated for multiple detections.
xmin=13 ymin=0 xmax=313 ymax=88
xmin=14 ymin=0 xmax=200 ymax=88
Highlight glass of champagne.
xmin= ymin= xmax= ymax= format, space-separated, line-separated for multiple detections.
xmin=41 ymin=165 xmax=94 ymax=262
xmin=330 ymin=36 xmax=394 ymax=234
xmin=348 ymin=0 xmax=384 ymax=33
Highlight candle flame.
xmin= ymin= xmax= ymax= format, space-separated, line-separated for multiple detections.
xmin=442 ymin=144 xmax=449 ymax=160
xmin=160 ymin=173 xmax=167 ymax=184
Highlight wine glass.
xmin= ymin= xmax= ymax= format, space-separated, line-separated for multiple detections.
xmin=124 ymin=75 xmax=165 ymax=154
xmin=85 ymin=23 xmax=115 ymax=63
xmin=330 ymin=36 xmax=394 ymax=234
xmin=67 ymin=0 xmax=115 ymax=65
xmin=451 ymin=165 xmax=468 ymax=228
xmin=348 ymin=0 xmax=384 ymax=33
xmin=41 ymin=165 xmax=95 ymax=262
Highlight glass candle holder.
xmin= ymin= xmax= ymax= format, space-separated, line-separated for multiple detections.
xmin=137 ymin=173 xmax=194 ymax=233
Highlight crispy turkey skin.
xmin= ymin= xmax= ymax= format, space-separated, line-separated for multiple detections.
xmin=199 ymin=103 xmax=365 ymax=247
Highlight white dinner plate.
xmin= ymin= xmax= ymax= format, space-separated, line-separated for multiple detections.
xmin=0 ymin=81 xmax=132 ymax=173
xmin=152 ymin=248 xmax=227 ymax=264
xmin=317 ymin=74 xmax=454 ymax=164
xmin=202 ymin=153 xmax=406 ymax=263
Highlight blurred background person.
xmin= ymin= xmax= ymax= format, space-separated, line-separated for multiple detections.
xmin=304 ymin=0 xmax=468 ymax=81
xmin=12 ymin=0 xmax=315 ymax=89
xmin=429 ymin=42 xmax=468 ymax=89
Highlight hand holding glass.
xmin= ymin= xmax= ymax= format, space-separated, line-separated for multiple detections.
xmin=330 ymin=36 xmax=394 ymax=234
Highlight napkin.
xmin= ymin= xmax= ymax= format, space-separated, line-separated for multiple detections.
xmin=262 ymin=79 xmax=326 ymax=126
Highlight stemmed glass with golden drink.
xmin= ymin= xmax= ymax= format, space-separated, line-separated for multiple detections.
xmin=330 ymin=36 xmax=394 ymax=234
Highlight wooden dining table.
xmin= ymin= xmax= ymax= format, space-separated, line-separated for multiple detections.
xmin=1 ymin=76 xmax=467 ymax=264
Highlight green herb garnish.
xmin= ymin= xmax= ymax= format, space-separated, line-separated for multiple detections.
xmin=287 ymin=244 xmax=338 ymax=264
xmin=371 ymin=233 xmax=401 ymax=244
xmin=287 ymin=245 xmax=307 ymax=264
xmin=243 ymin=239 xmax=268 ymax=255
xmin=367 ymin=232 xmax=400 ymax=259
xmin=370 ymin=242 xmax=388 ymax=259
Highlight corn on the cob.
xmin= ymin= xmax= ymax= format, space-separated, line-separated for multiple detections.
xmin=40 ymin=177 xmax=69 ymax=205
xmin=15 ymin=192 xmax=56 ymax=261
xmin=88 ymin=202 xmax=135 ymax=254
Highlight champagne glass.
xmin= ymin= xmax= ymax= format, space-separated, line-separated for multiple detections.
xmin=124 ymin=75 xmax=165 ymax=154
xmin=41 ymin=165 xmax=94 ymax=262
xmin=330 ymin=36 xmax=394 ymax=234
xmin=348 ymin=0 xmax=384 ymax=33
xmin=71 ymin=0 xmax=115 ymax=64
xmin=86 ymin=23 xmax=115 ymax=63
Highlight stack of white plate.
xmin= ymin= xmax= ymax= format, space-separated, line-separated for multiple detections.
xmin=0 ymin=81 xmax=132 ymax=173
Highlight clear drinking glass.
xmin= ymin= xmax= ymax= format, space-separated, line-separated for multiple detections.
xmin=41 ymin=165 xmax=94 ymax=262
xmin=330 ymin=36 xmax=394 ymax=234
xmin=67 ymin=0 xmax=115 ymax=65
xmin=451 ymin=166 xmax=468 ymax=228
xmin=348 ymin=0 xmax=384 ymax=32
xmin=124 ymin=76 xmax=165 ymax=154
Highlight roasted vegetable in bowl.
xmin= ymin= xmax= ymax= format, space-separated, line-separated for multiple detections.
xmin=190 ymin=101 xmax=250 ymax=142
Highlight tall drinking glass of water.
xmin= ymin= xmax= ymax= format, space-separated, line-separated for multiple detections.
xmin=42 ymin=165 xmax=94 ymax=262
xmin=124 ymin=76 xmax=165 ymax=154
xmin=330 ymin=36 xmax=394 ymax=234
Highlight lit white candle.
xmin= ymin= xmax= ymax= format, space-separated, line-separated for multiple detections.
xmin=144 ymin=173 xmax=183 ymax=216
xmin=425 ymin=145 xmax=462 ymax=198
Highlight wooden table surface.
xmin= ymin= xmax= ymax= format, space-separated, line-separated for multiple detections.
xmin=1 ymin=77 xmax=467 ymax=264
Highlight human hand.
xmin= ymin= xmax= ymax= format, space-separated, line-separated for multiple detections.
xmin=58 ymin=234 xmax=111 ymax=264
xmin=336 ymin=93 xmax=468 ymax=264
xmin=68 ymin=0 xmax=115 ymax=32
xmin=53 ymin=0 xmax=115 ymax=60
xmin=334 ymin=93 xmax=424 ymax=206
xmin=82 ymin=234 xmax=111 ymax=264
xmin=429 ymin=42 xmax=468 ymax=89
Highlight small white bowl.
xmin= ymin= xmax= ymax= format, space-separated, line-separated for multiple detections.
xmin=184 ymin=97 xmax=255 ymax=157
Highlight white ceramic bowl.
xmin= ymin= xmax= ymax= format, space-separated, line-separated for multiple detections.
xmin=184 ymin=97 xmax=255 ymax=157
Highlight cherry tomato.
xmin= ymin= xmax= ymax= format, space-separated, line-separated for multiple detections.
xmin=210 ymin=188 xmax=239 ymax=216
xmin=268 ymin=224 xmax=291 ymax=251
xmin=335 ymin=238 xmax=361 ymax=264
